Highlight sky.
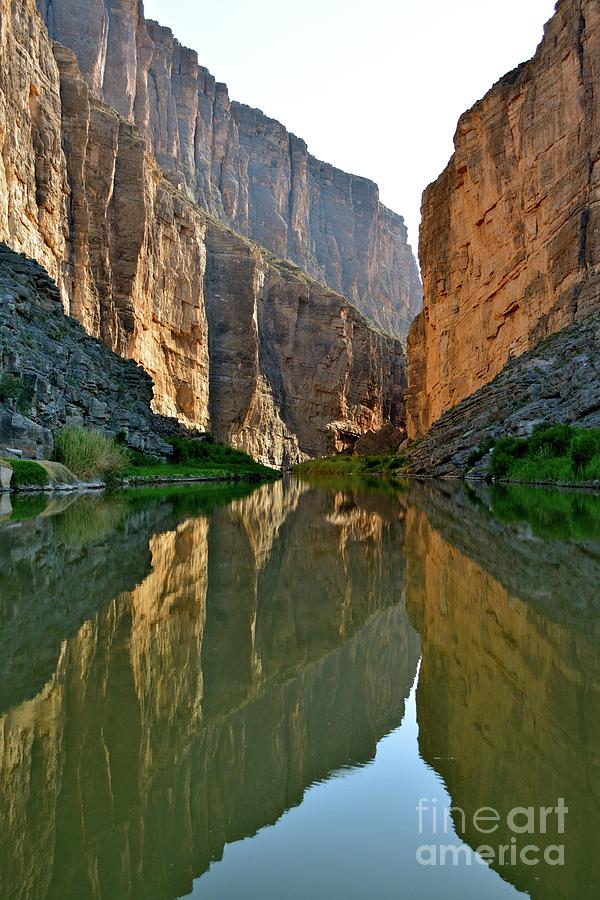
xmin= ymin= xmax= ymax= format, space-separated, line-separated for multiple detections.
xmin=143 ymin=0 xmax=558 ymax=255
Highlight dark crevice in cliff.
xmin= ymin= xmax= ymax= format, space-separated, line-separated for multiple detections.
xmin=577 ymin=6 xmax=586 ymax=78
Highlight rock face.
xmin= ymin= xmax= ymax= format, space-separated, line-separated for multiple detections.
xmin=36 ymin=0 xmax=422 ymax=340
xmin=0 ymin=0 xmax=407 ymax=466
xmin=408 ymin=0 xmax=600 ymax=437
xmin=407 ymin=312 xmax=600 ymax=476
xmin=204 ymin=225 xmax=406 ymax=464
xmin=0 ymin=243 xmax=178 ymax=457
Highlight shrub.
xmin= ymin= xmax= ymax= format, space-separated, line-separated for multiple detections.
xmin=582 ymin=455 xmax=600 ymax=482
xmin=570 ymin=430 xmax=600 ymax=471
xmin=489 ymin=424 xmax=600 ymax=484
xmin=54 ymin=427 xmax=129 ymax=482
xmin=6 ymin=459 xmax=49 ymax=487
xmin=508 ymin=456 xmax=574 ymax=484
xmin=489 ymin=437 xmax=527 ymax=479
xmin=167 ymin=436 xmax=254 ymax=467
xmin=528 ymin=424 xmax=573 ymax=458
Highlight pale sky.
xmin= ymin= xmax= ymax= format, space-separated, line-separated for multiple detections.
xmin=144 ymin=0 xmax=557 ymax=256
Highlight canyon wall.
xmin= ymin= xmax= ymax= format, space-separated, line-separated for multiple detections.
xmin=408 ymin=0 xmax=600 ymax=437
xmin=35 ymin=0 xmax=422 ymax=339
xmin=0 ymin=0 xmax=406 ymax=465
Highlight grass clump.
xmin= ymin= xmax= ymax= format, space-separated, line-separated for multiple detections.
xmin=54 ymin=427 xmax=129 ymax=482
xmin=2 ymin=459 xmax=49 ymax=488
xmin=490 ymin=423 xmax=600 ymax=484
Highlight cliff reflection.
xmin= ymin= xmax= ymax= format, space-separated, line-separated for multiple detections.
xmin=0 ymin=481 xmax=419 ymax=900
xmin=406 ymin=481 xmax=600 ymax=900
xmin=3 ymin=478 xmax=599 ymax=900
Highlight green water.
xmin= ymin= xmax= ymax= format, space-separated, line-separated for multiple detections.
xmin=0 ymin=479 xmax=598 ymax=900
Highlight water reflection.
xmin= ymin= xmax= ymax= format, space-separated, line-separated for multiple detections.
xmin=406 ymin=481 xmax=600 ymax=900
xmin=0 ymin=479 xmax=598 ymax=899
xmin=0 ymin=482 xmax=419 ymax=899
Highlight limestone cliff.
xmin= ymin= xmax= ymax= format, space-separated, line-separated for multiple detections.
xmin=0 ymin=0 xmax=407 ymax=466
xmin=408 ymin=0 xmax=600 ymax=437
xmin=36 ymin=0 xmax=422 ymax=340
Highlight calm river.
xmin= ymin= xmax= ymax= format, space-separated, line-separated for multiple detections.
xmin=0 ymin=477 xmax=597 ymax=899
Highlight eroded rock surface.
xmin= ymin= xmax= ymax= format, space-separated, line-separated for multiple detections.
xmin=0 ymin=1 xmax=407 ymax=466
xmin=406 ymin=313 xmax=600 ymax=476
xmin=36 ymin=0 xmax=422 ymax=339
xmin=0 ymin=243 xmax=175 ymax=457
xmin=408 ymin=0 xmax=600 ymax=437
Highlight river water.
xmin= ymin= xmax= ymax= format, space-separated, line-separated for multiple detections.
xmin=0 ymin=478 xmax=597 ymax=900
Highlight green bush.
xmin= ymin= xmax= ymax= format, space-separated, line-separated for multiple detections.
xmin=295 ymin=453 xmax=407 ymax=478
xmin=6 ymin=459 xmax=49 ymax=487
xmin=167 ymin=435 xmax=255 ymax=468
xmin=508 ymin=456 xmax=574 ymax=484
xmin=489 ymin=436 xmax=527 ymax=479
xmin=489 ymin=424 xmax=600 ymax=484
xmin=570 ymin=430 xmax=600 ymax=471
xmin=54 ymin=427 xmax=129 ymax=482
xmin=528 ymin=423 xmax=572 ymax=458
xmin=583 ymin=456 xmax=600 ymax=481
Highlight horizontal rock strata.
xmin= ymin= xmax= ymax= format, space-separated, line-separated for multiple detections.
xmin=407 ymin=313 xmax=600 ymax=476
xmin=0 ymin=243 xmax=176 ymax=457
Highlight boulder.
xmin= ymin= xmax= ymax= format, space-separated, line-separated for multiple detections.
xmin=0 ymin=465 xmax=12 ymax=491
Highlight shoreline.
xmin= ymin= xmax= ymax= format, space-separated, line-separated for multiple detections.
xmin=1 ymin=470 xmax=280 ymax=495
xmin=295 ymin=467 xmax=600 ymax=494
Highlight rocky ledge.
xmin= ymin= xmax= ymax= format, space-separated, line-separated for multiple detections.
xmin=406 ymin=314 xmax=600 ymax=476
xmin=0 ymin=243 xmax=181 ymax=459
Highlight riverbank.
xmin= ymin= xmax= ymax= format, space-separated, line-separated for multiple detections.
xmin=294 ymin=424 xmax=600 ymax=491
xmin=1 ymin=447 xmax=280 ymax=493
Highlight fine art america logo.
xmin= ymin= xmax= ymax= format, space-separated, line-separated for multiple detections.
xmin=416 ymin=798 xmax=568 ymax=868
